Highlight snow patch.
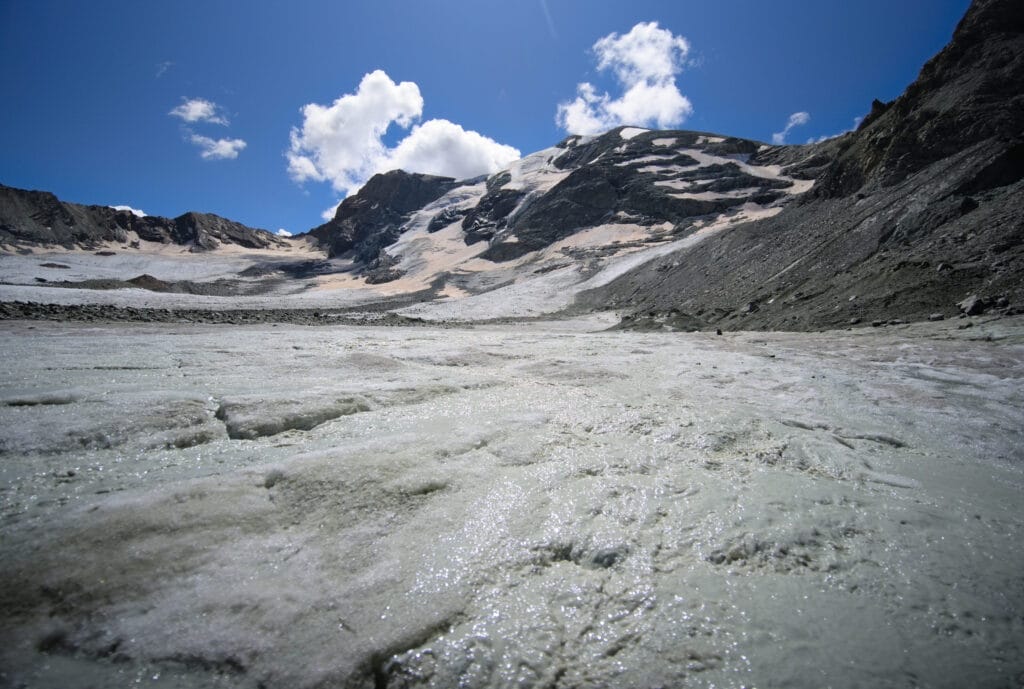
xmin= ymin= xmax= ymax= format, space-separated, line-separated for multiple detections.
xmin=638 ymin=164 xmax=698 ymax=176
xmin=399 ymin=265 xmax=583 ymax=320
xmin=785 ymin=179 xmax=816 ymax=195
xmin=675 ymin=148 xmax=784 ymax=179
xmin=110 ymin=205 xmax=147 ymax=217
xmin=653 ymin=178 xmax=696 ymax=190
xmin=502 ymin=147 xmax=571 ymax=195
xmin=615 ymin=154 xmax=678 ymax=167
xmin=669 ymin=187 xmax=764 ymax=201
xmin=619 ymin=127 xmax=649 ymax=140
xmin=543 ymin=222 xmax=672 ymax=253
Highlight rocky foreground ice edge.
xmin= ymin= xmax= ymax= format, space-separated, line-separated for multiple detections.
xmin=1 ymin=314 xmax=1022 ymax=688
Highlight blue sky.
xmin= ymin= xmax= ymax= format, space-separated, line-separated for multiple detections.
xmin=1 ymin=0 xmax=970 ymax=236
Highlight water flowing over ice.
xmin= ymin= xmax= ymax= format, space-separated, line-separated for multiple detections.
xmin=1 ymin=316 xmax=1022 ymax=688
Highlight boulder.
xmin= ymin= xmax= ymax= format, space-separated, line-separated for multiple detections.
xmin=958 ymin=294 xmax=988 ymax=315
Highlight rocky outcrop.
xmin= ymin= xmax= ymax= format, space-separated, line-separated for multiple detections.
xmin=814 ymin=0 xmax=1024 ymax=198
xmin=306 ymin=170 xmax=457 ymax=260
xmin=168 ymin=212 xmax=288 ymax=251
xmin=307 ymin=131 xmax=809 ymax=267
xmin=0 ymin=184 xmax=287 ymax=251
xmin=460 ymin=179 xmax=525 ymax=246
xmin=478 ymin=130 xmax=797 ymax=262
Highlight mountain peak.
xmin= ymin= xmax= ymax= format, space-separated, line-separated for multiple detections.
xmin=306 ymin=170 xmax=459 ymax=260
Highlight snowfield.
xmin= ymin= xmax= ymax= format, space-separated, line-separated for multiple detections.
xmin=1 ymin=316 xmax=1022 ymax=688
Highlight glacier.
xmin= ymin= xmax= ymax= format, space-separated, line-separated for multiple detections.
xmin=1 ymin=315 xmax=1022 ymax=688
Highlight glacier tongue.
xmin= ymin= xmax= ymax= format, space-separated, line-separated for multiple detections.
xmin=1 ymin=317 xmax=1022 ymax=688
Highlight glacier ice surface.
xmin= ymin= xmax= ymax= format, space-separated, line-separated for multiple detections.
xmin=1 ymin=316 xmax=1022 ymax=688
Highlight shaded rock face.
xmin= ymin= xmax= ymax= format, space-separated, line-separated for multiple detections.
xmin=479 ymin=130 xmax=793 ymax=262
xmin=815 ymin=0 xmax=1024 ymax=198
xmin=579 ymin=0 xmax=1024 ymax=331
xmin=0 ymin=184 xmax=286 ymax=251
xmin=461 ymin=184 xmax=525 ymax=246
xmin=169 ymin=212 xmax=288 ymax=251
xmin=307 ymin=131 xmax=806 ymax=267
xmin=306 ymin=170 xmax=457 ymax=260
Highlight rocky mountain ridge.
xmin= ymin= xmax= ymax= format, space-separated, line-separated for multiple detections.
xmin=814 ymin=0 xmax=1023 ymax=199
xmin=1 ymin=0 xmax=1019 ymax=331
xmin=276 ymin=0 xmax=1019 ymax=329
xmin=310 ymin=128 xmax=821 ymax=265
xmin=0 ymin=184 xmax=288 ymax=252
xmin=299 ymin=129 xmax=825 ymax=320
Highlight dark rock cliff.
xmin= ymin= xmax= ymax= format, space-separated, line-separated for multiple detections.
xmin=815 ymin=0 xmax=1024 ymax=198
xmin=306 ymin=170 xmax=457 ymax=261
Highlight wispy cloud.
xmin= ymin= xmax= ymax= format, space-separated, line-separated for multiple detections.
xmin=155 ymin=61 xmax=173 ymax=79
xmin=556 ymin=22 xmax=693 ymax=135
xmin=287 ymin=69 xmax=520 ymax=197
xmin=169 ymin=98 xmax=229 ymax=126
xmin=771 ymin=111 xmax=810 ymax=145
xmin=189 ymin=134 xmax=247 ymax=160
xmin=807 ymin=116 xmax=864 ymax=144
xmin=539 ymin=0 xmax=558 ymax=40
xmin=170 ymin=97 xmax=246 ymax=160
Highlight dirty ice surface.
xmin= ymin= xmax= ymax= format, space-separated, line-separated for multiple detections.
xmin=1 ymin=317 xmax=1023 ymax=688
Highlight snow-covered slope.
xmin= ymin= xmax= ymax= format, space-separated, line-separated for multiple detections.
xmin=2 ymin=128 xmax=822 ymax=320
xmin=358 ymin=128 xmax=821 ymax=321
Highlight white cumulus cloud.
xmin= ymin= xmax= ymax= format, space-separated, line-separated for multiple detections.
xmin=276 ymin=228 xmax=293 ymax=237
xmin=287 ymin=70 xmax=520 ymax=197
xmin=110 ymin=205 xmax=147 ymax=217
xmin=556 ymin=22 xmax=693 ymax=135
xmin=190 ymin=134 xmax=247 ymax=160
xmin=386 ymin=119 xmax=521 ymax=181
xmin=772 ymin=111 xmax=810 ymax=145
xmin=169 ymin=98 xmax=229 ymax=126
